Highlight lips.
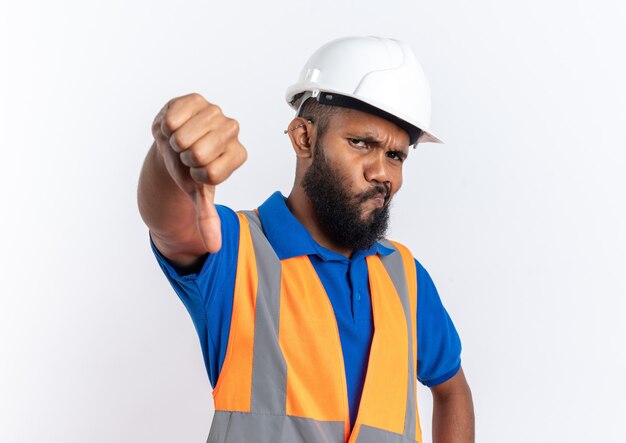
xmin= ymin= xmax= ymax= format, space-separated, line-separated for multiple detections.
xmin=371 ymin=195 xmax=386 ymax=208
xmin=358 ymin=186 xmax=390 ymax=209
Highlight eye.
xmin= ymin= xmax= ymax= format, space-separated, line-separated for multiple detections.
xmin=349 ymin=138 xmax=367 ymax=148
xmin=386 ymin=151 xmax=406 ymax=162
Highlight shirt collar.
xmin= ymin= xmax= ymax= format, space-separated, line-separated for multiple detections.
xmin=256 ymin=191 xmax=395 ymax=262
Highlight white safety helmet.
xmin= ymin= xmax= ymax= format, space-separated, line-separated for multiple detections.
xmin=286 ymin=36 xmax=442 ymax=145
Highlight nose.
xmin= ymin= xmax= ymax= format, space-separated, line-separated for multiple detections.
xmin=364 ymin=151 xmax=391 ymax=185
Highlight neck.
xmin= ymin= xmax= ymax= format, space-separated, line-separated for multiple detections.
xmin=285 ymin=186 xmax=354 ymax=258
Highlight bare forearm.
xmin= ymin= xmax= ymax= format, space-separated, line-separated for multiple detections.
xmin=431 ymin=368 xmax=475 ymax=443
xmin=432 ymin=391 xmax=474 ymax=443
xmin=137 ymin=142 xmax=197 ymax=239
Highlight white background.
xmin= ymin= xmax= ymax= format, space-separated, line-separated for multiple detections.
xmin=1 ymin=1 xmax=625 ymax=442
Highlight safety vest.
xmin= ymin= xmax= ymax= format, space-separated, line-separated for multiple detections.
xmin=207 ymin=211 xmax=421 ymax=443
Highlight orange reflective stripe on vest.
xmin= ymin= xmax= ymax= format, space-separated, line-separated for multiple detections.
xmin=208 ymin=211 xmax=421 ymax=443
xmin=280 ymin=255 xmax=349 ymax=427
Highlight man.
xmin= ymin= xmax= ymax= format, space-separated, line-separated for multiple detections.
xmin=138 ymin=36 xmax=474 ymax=443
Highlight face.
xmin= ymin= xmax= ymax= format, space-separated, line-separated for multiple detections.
xmin=301 ymin=109 xmax=410 ymax=251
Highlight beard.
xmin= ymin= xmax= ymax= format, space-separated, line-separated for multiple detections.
xmin=301 ymin=140 xmax=391 ymax=252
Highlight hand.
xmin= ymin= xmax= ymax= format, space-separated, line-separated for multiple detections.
xmin=151 ymin=93 xmax=247 ymax=254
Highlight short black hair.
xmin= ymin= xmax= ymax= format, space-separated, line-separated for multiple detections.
xmin=296 ymin=96 xmax=340 ymax=139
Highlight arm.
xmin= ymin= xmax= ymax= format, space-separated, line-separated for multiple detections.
xmin=138 ymin=141 xmax=205 ymax=267
xmin=431 ymin=367 xmax=475 ymax=443
xmin=137 ymin=93 xmax=247 ymax=268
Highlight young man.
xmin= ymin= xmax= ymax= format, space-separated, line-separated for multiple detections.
xmin=138 ymin=36 xmax=474 ymax=443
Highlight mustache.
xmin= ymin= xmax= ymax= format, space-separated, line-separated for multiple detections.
xmin=356 ymin=183 xmax=391 ymax=204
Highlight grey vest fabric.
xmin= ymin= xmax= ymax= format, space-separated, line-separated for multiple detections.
xmin=379 ymin=239 xmax=418 ymax=440
xmin=207 ymin=211 xmax=418 ymax=443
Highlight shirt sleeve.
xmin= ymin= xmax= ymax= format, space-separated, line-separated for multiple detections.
xmin=148 ymin=204 xmax=240 ymax=387
xmin=415 ymin=258 xmax=462 ymax=387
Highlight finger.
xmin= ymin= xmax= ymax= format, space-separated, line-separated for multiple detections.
xmin=194 ymin=185 xmax=222 ymax=254
xmin=151 ymin=104 xmax=170 ymax=140
xmin=161 ymin=93 xmax=214 ymax=139
xmin=169 ymin=106 xmax=227 ymax=154
xmin=152 ymin=117 xmax=173 ymax=160
xmin=178 ymin=124 xmax=232 ymax=168
xmin=188 ymin=143 xmax=247 ymax=186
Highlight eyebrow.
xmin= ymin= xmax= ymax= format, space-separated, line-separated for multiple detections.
xmin=347 ymin=133 xmax=409 ymax=156
xmin=355 ymin=135 xmax=383 ymax=144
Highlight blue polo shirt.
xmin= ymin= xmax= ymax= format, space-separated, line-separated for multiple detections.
xmin=150 ymin=191 xmax=461 ymax=428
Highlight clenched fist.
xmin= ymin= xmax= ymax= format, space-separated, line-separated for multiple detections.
xmin=151 ymin=93 xmax=247 ymax=254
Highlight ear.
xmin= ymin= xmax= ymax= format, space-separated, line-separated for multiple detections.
xmin=286 ymin=117 xmax=315 ymax=159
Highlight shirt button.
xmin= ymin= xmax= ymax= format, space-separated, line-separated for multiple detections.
xmin=356 ymin=292 xmax=361 ymax=301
